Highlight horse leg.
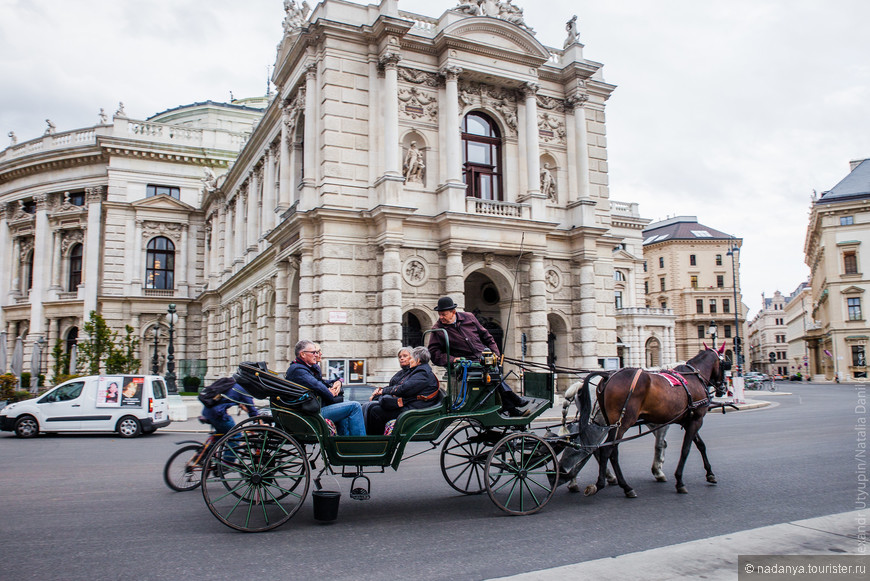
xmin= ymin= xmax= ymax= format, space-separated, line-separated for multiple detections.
xmin=584 ymin=437 xmax=615 ymax=496
xmin=674 ymin=423 xmax=699 ymax=494
xmin=693 ymin=432 xmax=717 ymax=484
xmin=608 ymin=443 xmax=637 ymax=498
xmin=651 ymin=424 xmax=668 ymax=482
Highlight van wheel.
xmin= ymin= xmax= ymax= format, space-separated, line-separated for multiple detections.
xmin=117 ymin=416 xmax=142 ymax=438
xmin=14 ymin=415 xmax=39 ymax=438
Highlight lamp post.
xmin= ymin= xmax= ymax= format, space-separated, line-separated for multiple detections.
xmin=726 ymin=243 xmax=742 ymax=376
xmin=708 ymin=320 xmax=718 ymax=349
xmin=165 ymin=304 xmax=178 ymax=394
xmin=151 ymin=323 xmax=160 ymax=375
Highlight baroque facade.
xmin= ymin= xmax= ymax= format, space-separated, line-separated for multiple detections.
xmin=747 ymin=290 xmax=789 ymax=376
xmin=2 ymin=0 xmax=666 ymax=388
xmin=804 ymin=158 xmax=870 ymax=381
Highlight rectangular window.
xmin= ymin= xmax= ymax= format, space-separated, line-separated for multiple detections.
xmin=660 ymin=277 xmax=665 ymax=291
xmin=660 ymin=301 xmax=667 ymax=309
xmin=844 ymin=252 xmax=858 ymax=274
xmin=723 ymin=298 xmax=730 ymax=313
xmin=852 ymin=345 xmax=866 ymax=367
xmin=724 ymin=325 xmax=732 ymax=338
xmin=614 ymin=291 xmax=623 ymax=309
xmin=146 ymin=184 xmax=181 ymax=199
xmin=659 ymin=257 xmax=664 ymax=268
xmin=841 ymin=216 xmax=854 ymax=226
xmin=696 ymin=299 xmax=704 ymax=314
xmin=644 ymin=281 xmax=649 ymax=294
xmin=848 ymin=297 xmax=862 ymax=320
xmin=691 ymin=275 xmax=699 ymax=288
xmin=715 ymin=254 xmax=723 ymax=266
xmin=643 ymin=261 xmax=647 ymax=272
xmin=709 ymin=299 xmax=717 ymax=314
xmin=689 ymin=254 xmax=696 ymax=266
xmin=716 ymin=275 xmax=724 ymax=287
xmin=697 ymin=325 xmax=705 ymax=339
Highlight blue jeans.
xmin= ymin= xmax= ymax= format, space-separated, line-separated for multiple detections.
xmin=206 ymin=415 xmax=239 ymax=462
xmin=322 ymin=401 xmax=365 ymax=436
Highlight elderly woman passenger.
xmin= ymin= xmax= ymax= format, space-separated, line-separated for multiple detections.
xmin=365 ymin=346 xmax=441 ymax=435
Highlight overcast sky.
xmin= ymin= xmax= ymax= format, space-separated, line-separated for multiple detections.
xmin=3 ymin=0 xmax=870 ymax=319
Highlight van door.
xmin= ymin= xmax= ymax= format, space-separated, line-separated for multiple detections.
xmin=149 ymin=378 xmax=170 ymax=424
xmin=38 ymin=380 xmax=88 ymax=431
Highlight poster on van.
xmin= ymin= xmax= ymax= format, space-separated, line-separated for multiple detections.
xmin=121 ymin=377 xmax=145 ymax=407
xmin=97 ymin=376 xmax=124 ymax=407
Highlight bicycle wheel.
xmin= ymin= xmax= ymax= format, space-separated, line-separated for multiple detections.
xmin=202 ymin=425 xmax=310 ymax=532
xmin=485 ymin=432 xmax=558 ymax=516
xmin=164 ymin=444 xmax=205 ymax=492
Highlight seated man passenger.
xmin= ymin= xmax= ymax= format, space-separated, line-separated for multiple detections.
xmin=285 ymin=340 xmax=366 ymax=436
xmin=365 ymin=346 xmax=441 ymax=435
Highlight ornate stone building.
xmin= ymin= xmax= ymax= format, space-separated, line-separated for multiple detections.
xmin=2 ymin=1 xmax=662 ymax=387
xmin=804 ymin=158 xmax=870 ymax=381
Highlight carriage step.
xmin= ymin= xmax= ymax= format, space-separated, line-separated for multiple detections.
xmin=349 ymin=475 xmax=370 ymax=501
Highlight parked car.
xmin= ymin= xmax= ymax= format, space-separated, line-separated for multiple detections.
xmin=0 ymin=374 xmax=171 ymax=438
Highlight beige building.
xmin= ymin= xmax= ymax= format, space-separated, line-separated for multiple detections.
xmin=783 ymin=281 xmax=811 ymax=379
xmin=2 ymin=1 xmax=666 ymax=389
xmin=747 ymin=291 xmax=789 ymax=376
xmin=642 ymin=216 xmax=745 ymax=366
xmin=804 ymin=158 xmax=870 ymax=381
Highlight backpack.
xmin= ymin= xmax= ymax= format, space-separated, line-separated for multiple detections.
xmin=198 ymin=377 xmax=237 ymax=408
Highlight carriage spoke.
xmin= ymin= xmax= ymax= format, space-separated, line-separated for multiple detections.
xmin=486 ymin=433 xmax=558 ymax=516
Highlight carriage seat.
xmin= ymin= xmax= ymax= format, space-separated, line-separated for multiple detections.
xmin=384 ymin=396 xmax=448 ymax=439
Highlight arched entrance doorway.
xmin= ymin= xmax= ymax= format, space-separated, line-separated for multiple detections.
xmin=645 ymin=336 xmax=662 ymax=368
xmin=464 ymin=271 xmax=506 ymax=352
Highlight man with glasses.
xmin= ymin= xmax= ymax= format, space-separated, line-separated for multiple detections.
xmin=285 ymin=339 xmax=366 ymax=435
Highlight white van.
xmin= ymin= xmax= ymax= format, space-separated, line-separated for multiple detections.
xmin=0 ymin=374 xmax=171 ymax=438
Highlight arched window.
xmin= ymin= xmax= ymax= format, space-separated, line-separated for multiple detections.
xmin=68 ymin=243 xmax=83 ymax=291
xmin=462 ymin=112 xmax=502 ymax=200
xmin=146 ymin=236 xmax=175 ymax=290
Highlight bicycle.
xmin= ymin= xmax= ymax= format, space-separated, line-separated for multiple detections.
xmin=163 ymin=415 xmax=271 ymax=492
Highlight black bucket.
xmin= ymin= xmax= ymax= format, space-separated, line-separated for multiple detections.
xmin=312 ymin=490 xmax=341 ymax=522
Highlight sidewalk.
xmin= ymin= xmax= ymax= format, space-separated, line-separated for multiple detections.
xmin=489 ymin=510 xmax=866 ymax=580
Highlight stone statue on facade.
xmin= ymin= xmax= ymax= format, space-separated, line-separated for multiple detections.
xmin=7 ymin=131 xmax=16 ymax=145
xmin=498 ymin=1 xmax=526 ymax=27
xmin=454 ymin=1 xmax=531 ymax=30
xmin=115 ymin=102 xmax=126 ymax=117
xmin=202 ymin=166 xmax=219 ymax=193
xmin=44 ymin=119 xmax=56 ymax=135
xmin=283 ymin=0 xmax=311 ymax=35
xmin=540 ymin=163 xmax=556 ymax=201
xmin=98 ymin=108 xmax=108 ymax=124
xmin=455 ymin=0 xmax=481 ymax=15
xmin=403 ymin=141 xmax=425 ymax=183
xmin=564 ymin=15 xmax=579 ymax=48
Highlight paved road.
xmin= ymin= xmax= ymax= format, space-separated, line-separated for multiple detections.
xmin=0 ymin=382 xmax=865 ymax=580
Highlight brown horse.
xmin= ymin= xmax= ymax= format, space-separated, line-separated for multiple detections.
xmin=583 ymin=344 xmax=727 ymax=497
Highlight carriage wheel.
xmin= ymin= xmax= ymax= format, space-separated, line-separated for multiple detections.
xmin=201 ymin=425 xmax=310 ymax=532
xmin=485 ymin=432 xmax=558 ymax=516
xmin=440 ymin=424 xmax=502 ymax=495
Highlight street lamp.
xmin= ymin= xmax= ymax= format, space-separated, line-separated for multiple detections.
xmin=708 ymin=320 xmax=718 ymax=349
xmin=151 ymin=323 xmax=160 ymax=375
xmin=726 ymin=243 xmax=742 ymax=376
xmin=165 ymin=304 xmax=178 ymax=394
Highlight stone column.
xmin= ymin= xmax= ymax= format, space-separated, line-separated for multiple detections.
xmin=30 ymin=194 xmax=50 ymax=336
xmin=380 ymin=52 xmax=402 ymax=176
xmin=247 ymin=168 xmax=260 ymax=253
xmin=133 ymin=219 xmax=143 ymax=288
xmin=297 ymin=249 xmax=315 ymax=340
xmin=445 ymin=248 xmax=465 ymax=301
xmin=233 ymin=191 xmax=244 ymax=267
xmin=301 ymin=65 xmax=317 ymax=208
xmin=186 ymin=222 xmax=197 ymax=296
xmin=83 ymin=187 xmax=103 ymax=320
xmin=279 ymin=103 xmax=294 ymax=210
xmin=528 ymin=254 xmax=548 ymax=363
xmin=0 ymin=207 xmax=10 ymax=323
xmin=523 ymin=82 xmax=541 ymax=197
xmin=177 ymin=224 xmax=189 ymax=295
xmin=567 ymin=92 xmax=591 ymax=200
xmin=578 ymin=261 xmax=597 ymax=368
xmin=262 ymin=147 xmax=276 ymax=234
xmin=381 ymin=244 xmax=402 ymax=353
xmin=222 ymin=201 xmax=233 ymax=273
xmin=274 ymin=262 xmax=290 ymax=368
xmin=442 ymin=66 xmax=463 ymax=183
xmin=10 ymin=237 xmax=21 ymax=299
xmin=50 ymin=229 xmax=63 ymax=290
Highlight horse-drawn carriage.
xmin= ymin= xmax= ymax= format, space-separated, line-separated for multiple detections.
xmin=196 ymin=336 xmax=728 ymax=532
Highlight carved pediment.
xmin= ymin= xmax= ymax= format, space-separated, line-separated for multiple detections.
xmin=841 ymin=285 xmax=865 ymax=295
xmin=131 ymin=193 xmax=195 ymax=212
xmin=436 ymin=17 xmax=551 ymax=65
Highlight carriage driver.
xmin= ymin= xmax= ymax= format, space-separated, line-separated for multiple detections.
xmin=427 ymin=297 xmax=531 ymax=417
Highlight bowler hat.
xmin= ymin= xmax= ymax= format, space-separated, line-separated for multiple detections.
xmin=434 ymin=296 xmax=459 ymax=312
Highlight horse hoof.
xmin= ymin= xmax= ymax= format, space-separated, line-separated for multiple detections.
xmin=567 ymin=482 xmax=580 ymax=493
xmin=584 ymin=485 xmax=598 ymax=496
xmin=676 ymin=485 xmax=688 ymax=494
xmin=654 ymin=474 xmax=667 ymax=483
xmin=606 ymin=476 xmax=617 ymax=485
xmin=707 ymin=474 xmax=718 ymax=484
xmin=625 ymin=489 xmax=637 ymax=498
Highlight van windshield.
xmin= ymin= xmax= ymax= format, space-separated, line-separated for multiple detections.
xmin=152 ymin=380 xmax=167 ymax=399
xmin=39 ymin=381 xmax=85 ymax=403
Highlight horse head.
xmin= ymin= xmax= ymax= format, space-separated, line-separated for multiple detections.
xmin=690 ymin=344 xmax=727 ymax=397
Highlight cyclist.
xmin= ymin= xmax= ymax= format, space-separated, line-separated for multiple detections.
xmin=200 ymin=380 xmax=260 ymax=462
